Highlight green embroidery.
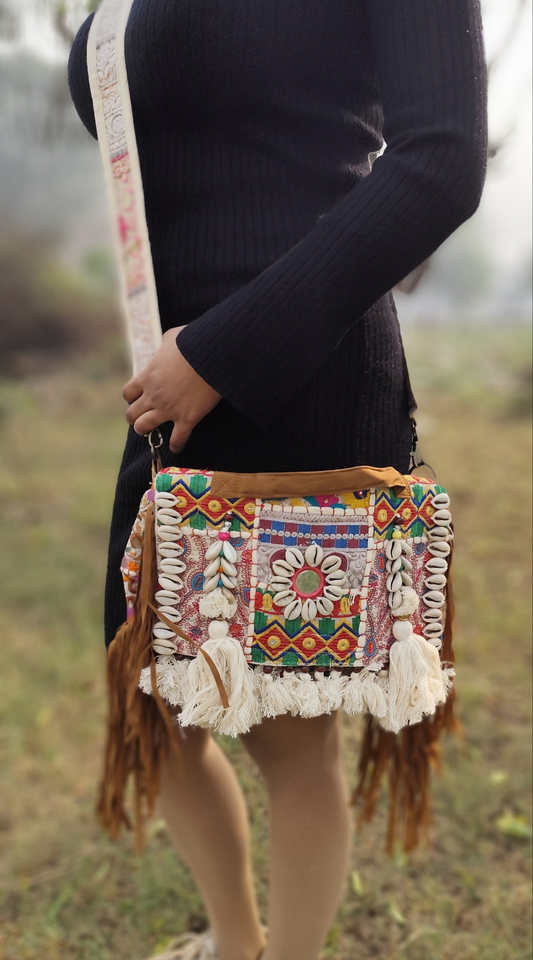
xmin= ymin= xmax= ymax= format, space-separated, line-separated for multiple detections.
xmin=254 ymin=612 xmax=268 ymax=632
xmin=282 ymin=650 xmax=299 ymax=666
xmin=316 ymin=652 xmax=332 ymax=666
xmin=411 ymin=483 xmax=425 ymax=504
xmin=352 ymin=615 xmax=361 ymax=633
xmin=318 ymin=618 xmax=335 ymax=637
xmin=155 ymin=473 xmax=172 ymax=492
xmin=283 ymin=618 xmax=302 ymax=637
xmin=189 ymin=474 xmax=207 ymax=497
xmin=190 ymin=512 xmax=206 ymax=530
xmin=411 ymin=519 xmax=425 ymax=538
xmin=251 ymin=647 xmax=266 ymax=663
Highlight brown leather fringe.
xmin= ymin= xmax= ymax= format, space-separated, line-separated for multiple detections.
xmin=352 ymin=540 xmax=459 ymax=854
xmin=96 ymin=501 xmax=181 ymax=851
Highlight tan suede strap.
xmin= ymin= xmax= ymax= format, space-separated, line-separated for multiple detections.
xmin=210 ymin=465 xmax=412 ymax=500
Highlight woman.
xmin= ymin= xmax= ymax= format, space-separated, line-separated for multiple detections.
xmin=68 ymin=1 xmax=487 ymax=957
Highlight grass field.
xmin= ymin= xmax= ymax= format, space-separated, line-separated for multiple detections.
xmin=0 ymin=323 xmax=531 ymax=960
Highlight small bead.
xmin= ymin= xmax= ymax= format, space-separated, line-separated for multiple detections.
xmin=263 ymin=665 xmax=273 ymax=674
xmin=219 ymin=531 xmax=230 ymax=540
xmin=392 ymin=530 xmax=403 ymax=539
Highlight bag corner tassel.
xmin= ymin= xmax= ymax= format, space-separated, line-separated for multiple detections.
xmin=352 ymin=547 xmax=459 ymax=854
xmin=96 ymin=501 xmax=180 ymax=851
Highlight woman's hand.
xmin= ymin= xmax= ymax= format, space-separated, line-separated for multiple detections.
xmin=123 ymin=326 xmax=221 ymax=453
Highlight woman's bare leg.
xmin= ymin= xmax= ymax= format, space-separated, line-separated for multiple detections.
xmin=158 ymin=724 xmax=265 ymax=960
xmin=241 ymin=712 xmax=351 ymax=960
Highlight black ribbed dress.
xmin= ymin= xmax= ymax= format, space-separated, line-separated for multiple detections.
xmin=68 ymin=0 xmax=487 ymax=645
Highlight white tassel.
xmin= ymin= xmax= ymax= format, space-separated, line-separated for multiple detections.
xmin=259 ymin=669 xmax=296 ymax=718
xmin=360 ymin=670 xmax=388 ymax=718
xmin=294 ymin=672 xmax=325 ymax=718
xmin=343 ymin=669 xmax=388 ymax=718
xmin=180 ymin=627 xmax=256 ymax=736
xmin=140 ymin=656 xmax=192 ymax=706
xmin=392 ymin=586 xmax=419 ymax=618
xmin=198 ymin=587 xmax=237 ymax=620
xmin=342 ymin=672 xmax=365 ymax=714
xmin=314 ymin=669 xmax=348 ymax=712
xmin=385 ymin=619 xmax=445 ymax=733
xmin=278 ymin=670 xmax=308 ymax=715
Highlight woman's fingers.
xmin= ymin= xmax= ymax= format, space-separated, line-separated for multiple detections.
xmin=131 ymin=409 xmax=164 ymax=436
xmin=169 ymin=420 xmax=193 ymax=454
xmin=125 ymin=393 xmax=153 ymax=425
xmin=122 ymin=377 xmax=144 ymax=402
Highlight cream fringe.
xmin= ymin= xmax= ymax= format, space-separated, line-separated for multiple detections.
xmin=139 ymin=640 xmax=453 ymax=736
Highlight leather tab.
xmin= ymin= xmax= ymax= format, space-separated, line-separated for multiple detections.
xmin=211 ymin=465 xmax=412 ymax=500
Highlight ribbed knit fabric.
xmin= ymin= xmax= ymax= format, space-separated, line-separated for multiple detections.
xmin=68 ymin=0 xmax=487 ymax=644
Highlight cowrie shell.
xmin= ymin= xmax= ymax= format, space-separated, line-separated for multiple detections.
xmin=285 ymin=547 xmax=304 ymax=568
xmin=401 ymin=571 xmax=413 ymax=586
xmin=204 ymin=558 xmax=221 ymax=578
xmin=153 ymin=640 xmax=178 ymax=656
xmin=220 ymin=558 xmax=237 ymax=577
xmin=273 ymin=559 xmax=294 ymax=577
xmin=157 ymin=606 xmax=181 ymax=621
xmin=426 ymin=557 xmax=448 ymax=573
xmin=274 ymin=590 xmax=296 ymax=606
xmin=389 ymin=590 xmax=402 ymax=609
xmin=431 ymin=493 xmax=450 ymax=508
xmin=284 ymin=598 xmax=302 ymax=620
xmin=222 ymin=541 xmax=237 ymax=564
xmin=203 ymin=575 xmax=219 ymax=593
xmin=155 ymin=589 xmax=179 ymax=603
xmin=316 ymin=597 xmax=334 ymax=615
xmin=158 ymin=575 xmax=183 ymax=591
xmin=431 ymin=509 xmax=452 ymax=525
xmin=428 ymin=637 xmax=443 ymax=649
xmin=425 ymin=574 xmax=447 ymax=589
xmin=428 ymin=541 xmax=451 ymax=557
xmin=158 ymin=544 xmax=183 ymax=557
xmin=157 ymin=510 xmax=180 ymax=525
xmin=301 ymin=599 xmax=317 ymax=621
xmin=221 ymin=573 xmax=237 ymax=589
xmin=422 ymin=609 xmax=442 ymax=622
xmin=387 ymin=557 xmax=403 ymax=574
xmin=206 ymin=541 xmax=223 ymax=561
xmin=325 ymin=570 xmax=346 ymax=583
xmin=401 ymin=556 xmax=413 ymax=571
xmin=400 ymin=540 xmax=413 ymax=556
xmin=323 ymin=584 xmax=344 ymax=600
xmin=305 ymin=544 xmax=323 ymax=567
xmin=160 ymin=559 xmax=186 ymax=573
xmin=423 ymin=590 xmax=445 ymax=607
xmin=386 ymin=572 xmax=402 ymax=592
xmin=423 ymin=622 xmax=444 ymax=638
xmin=428 ymin=527 xmax=450 ymax=540
xmin=153 ymin=624 xmax=176 ymax=637
xmin=155 ymin=492 xmax=177 ymax=505
xmin=321 ymin=555 xmax=342 ymax=574
xmin=270 ymin=577 xmax=292 ymax=590
xmin=158 ymin=529 xmax=181 ymax=541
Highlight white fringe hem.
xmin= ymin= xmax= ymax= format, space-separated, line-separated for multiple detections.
xmin=139 ymin=656 xmax=454 ymax=736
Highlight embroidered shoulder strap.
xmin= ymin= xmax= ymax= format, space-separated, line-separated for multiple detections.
xmin=87 ymin=0 xmax=162 ymax=373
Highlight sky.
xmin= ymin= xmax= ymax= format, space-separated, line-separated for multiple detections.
xmin=1 ymin=0 xmax=532 ymax=270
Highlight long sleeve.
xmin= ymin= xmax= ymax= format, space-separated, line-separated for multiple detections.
xmin=177 ymin=0 xmax=487 ymax=424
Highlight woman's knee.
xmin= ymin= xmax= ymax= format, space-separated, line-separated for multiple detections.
xmin=241 ymin=711 xmax=342 ymax=786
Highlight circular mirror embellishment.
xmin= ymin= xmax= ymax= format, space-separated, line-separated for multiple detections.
xmin=267 ymin=544 xmax=348 ymax=621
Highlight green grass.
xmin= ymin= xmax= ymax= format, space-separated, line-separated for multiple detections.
xmin=0 ymin=323 xmax=531 ymax=960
